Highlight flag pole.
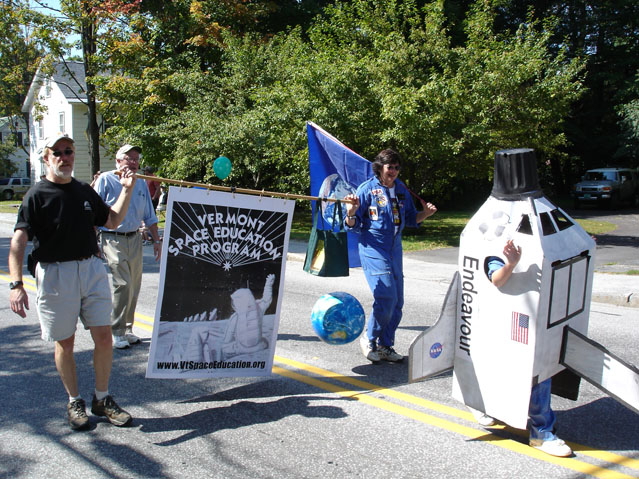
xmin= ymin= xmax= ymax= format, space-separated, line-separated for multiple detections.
xmin=132 ymin=173 xmax=356 ymax=204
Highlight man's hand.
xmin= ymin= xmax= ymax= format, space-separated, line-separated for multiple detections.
xmin=118 ymin=167 xmax=137 ymax=189
xmin=10 ymin=287 xmax=28 ymax=318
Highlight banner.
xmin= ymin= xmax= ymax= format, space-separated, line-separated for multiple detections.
xmin=307 ymin=121 xmax=373 ymax=268
xmin=146 ymin=187 xmax=295 ymax=379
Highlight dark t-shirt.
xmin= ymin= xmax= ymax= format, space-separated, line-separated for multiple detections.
xmin=15 ymin=178 xmax=111 ymax=262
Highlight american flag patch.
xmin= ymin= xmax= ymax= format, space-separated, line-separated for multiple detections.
xmin=511 ymin=312 xmax=529 ymax=344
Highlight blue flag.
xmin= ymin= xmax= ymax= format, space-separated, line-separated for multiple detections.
xmin=307 ymin=121 xmax=373 ymax=268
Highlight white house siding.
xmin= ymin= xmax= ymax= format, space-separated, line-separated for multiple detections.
xmin=28 ymin=80 xmax=109 ymax=184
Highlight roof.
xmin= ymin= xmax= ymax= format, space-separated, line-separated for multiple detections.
xmin=21 ymin=60 xmax=87 ymax=112
xmin=0 ymin=116 xmax=27 ymax=128
xmin=51 ymin=61 xmax=86 ymax=100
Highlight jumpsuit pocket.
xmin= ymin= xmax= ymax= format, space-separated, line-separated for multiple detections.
xmin=360 ymin=252 xmax=391 ymax=275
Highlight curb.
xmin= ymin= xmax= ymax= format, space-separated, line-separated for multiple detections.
xmin=591 ymin=292 xmax=639 ymax=308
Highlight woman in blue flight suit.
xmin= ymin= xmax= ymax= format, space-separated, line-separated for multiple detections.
xmin=344 ymin=149 xmax=437 ymax=363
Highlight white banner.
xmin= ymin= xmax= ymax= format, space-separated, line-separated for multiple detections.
xmin=146 ymin=187 xmax=295 ymax=379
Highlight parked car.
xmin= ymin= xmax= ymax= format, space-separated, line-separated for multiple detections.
xmin=0 ymin=177 xmax=32 ymax=200
xmin=573 ymin=167 xmax=639 ymax=209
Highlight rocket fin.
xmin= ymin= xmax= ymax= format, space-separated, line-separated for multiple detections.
xmin=408 ymin=272 xmax=459 ymax=383
xmin=560 ymin=326 xmax=639 ymax=414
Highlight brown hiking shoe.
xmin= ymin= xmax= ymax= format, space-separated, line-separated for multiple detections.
xmin=91 ymin=395 xmax=132 ymax=427
xmin=67 ymin=398 xmax=90 ymax=431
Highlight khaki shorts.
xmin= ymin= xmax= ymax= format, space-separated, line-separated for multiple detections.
xmin=35 ymin=256 xmax=113 ymax=342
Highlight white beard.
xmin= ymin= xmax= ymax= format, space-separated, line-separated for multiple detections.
xmin=51 ymin=163 xmax=72 ymax=180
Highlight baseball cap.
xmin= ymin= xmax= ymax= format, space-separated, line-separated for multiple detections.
xmin=44 ymin=133 xmax=74 ymax=149
xmin=116 ymin=144 xmax=142 ymax=160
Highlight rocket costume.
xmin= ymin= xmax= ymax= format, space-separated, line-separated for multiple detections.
xmin=345 ymin=176 xmax=420 ymax=348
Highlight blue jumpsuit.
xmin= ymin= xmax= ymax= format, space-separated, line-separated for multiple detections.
xmin=345 ymin=176 xmax=419 ymax=348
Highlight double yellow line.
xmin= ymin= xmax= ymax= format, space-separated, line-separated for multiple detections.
xmin=272 ymin=356 xmax=639 ymax=479
xmin=4 ymin=274 xmax=638 ymax=478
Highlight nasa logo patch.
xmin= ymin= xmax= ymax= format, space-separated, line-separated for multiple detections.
xmin=429 ymin=342 xmax=443 ymax=358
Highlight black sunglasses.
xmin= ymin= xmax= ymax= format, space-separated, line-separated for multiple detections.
xmin=52 ymin=148 xmax=74 ymax=157
xmin=385 ymin=164 xmax=401 ymax=171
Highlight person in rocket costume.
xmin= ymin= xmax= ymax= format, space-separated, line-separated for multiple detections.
xmin=344 ymin=149 xmax=437 ymax=363
xmin=407 ymin=148 xmax=639 ymax=457
xmin=475 ymin=239 xmax=572 ymax=457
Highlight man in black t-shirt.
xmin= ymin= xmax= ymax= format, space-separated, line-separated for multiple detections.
xmin=8 ymin=133 xmax=137 ymax=431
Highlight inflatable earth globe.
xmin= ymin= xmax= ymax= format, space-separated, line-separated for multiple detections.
xmin=318 ymin=174 xmax=356 ymax=228
xmin=310 ymin=292 xmax=365 ymax=345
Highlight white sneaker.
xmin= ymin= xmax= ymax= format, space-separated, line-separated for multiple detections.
xmin=529 ymin=437 xmax=572 ymax=457
xmin=377 ymin=345 xmax=404 ymax=362
xmin=113 ymin=335 xmax=130 ymax=349
xmin=125 ymin=328 xmax=141 ymax=344
xmin=359 ymin=336 xmax=380 ymax=363
xmin=476 ymin=413 xmax=496 ymax=427
xmin=469 ymin=407 xmax=496 ymax=426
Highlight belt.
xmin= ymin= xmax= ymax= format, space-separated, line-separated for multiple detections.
xmin=101 ymin=230 xmax=138 ymax=237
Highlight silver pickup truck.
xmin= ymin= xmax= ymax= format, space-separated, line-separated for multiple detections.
xmin=573 ymin=167 xmax=639 ymax=209
xmin=0 ymin=177 xmax=32 ymax=200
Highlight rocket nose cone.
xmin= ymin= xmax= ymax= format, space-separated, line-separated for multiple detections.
xmin=491 ymin=148 xmax=541 ymax=200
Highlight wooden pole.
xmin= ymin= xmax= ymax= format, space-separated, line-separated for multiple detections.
xmin=134 ymin=173 xmax=356 ymax=204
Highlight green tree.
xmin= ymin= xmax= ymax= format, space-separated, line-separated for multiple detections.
xmin=0 ymin=1 xmax=43 ymax=153
xmin=119 ymin=0 xmax=582 ymax=203
xmin=0 ymin=139 xmax=19 ymax=177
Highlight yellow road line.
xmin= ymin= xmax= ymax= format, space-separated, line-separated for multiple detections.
xmin=274 ymin=356 xmax=639 ymax=477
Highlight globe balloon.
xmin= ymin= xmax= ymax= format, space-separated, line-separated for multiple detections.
xmin=310 ymin=292 xmax=365 ymax=345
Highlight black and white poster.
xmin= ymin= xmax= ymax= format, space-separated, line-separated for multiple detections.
xmin=146 ymin=187 xmax=295 ymax=378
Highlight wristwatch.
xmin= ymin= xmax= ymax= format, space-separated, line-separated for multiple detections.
xmin=9 ymin=280 xmax=23 ymax=290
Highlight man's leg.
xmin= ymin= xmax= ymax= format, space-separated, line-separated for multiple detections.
xmin=90 ymin=325 xmax=112 ymax=391
xmin=126 ymin=237 xmax=144 ymax=334
xmin=54 ymin=334 xmax=79 ymax=397
xmin=101 ymin=236 xmax=132 ymax=343
xmin=89 ymin=325 xmax=132 ymax=426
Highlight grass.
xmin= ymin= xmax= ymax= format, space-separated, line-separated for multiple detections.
xmin=290 ymin=207 xmax=616 ymax=250
xmin=1 ymin=200 xmax=618 ymax=251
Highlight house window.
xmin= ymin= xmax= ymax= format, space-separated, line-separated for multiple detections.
xmin=45 ymin=78 xmax=52 ymax=98
xmin=15 ymin=132 xmax=23 ymax=147
xmin=59 ymin=112 xmax=65 ymax=133
xmin=38 ymin=120 xmax=44 ymax=139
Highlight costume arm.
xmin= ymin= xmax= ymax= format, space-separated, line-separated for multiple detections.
xmin=491 ymin=240 xmax=521 ymax=287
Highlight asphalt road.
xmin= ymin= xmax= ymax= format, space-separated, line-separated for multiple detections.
xmin=0 ymin=209 xmax=638 ymax=479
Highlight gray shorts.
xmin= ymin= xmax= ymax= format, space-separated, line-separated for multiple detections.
xmin=35 ymin=256 xmax=113 ymax=342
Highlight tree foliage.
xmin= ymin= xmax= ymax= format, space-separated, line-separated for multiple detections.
xmin=98 ymin=0 xmax=583 ymax=203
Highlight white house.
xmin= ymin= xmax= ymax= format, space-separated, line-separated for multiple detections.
xmin=21 ymin=60 xmax=112 ymax=183
xmin=0 ymin=116 xmax=30 ymax=177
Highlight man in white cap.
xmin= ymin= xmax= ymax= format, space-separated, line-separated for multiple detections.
xmin=9 ymin=133 xmax=136 ymax=431
xmin=94 ymin=144 xmax=162 ymax=349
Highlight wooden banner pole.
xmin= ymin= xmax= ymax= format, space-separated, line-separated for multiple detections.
xmin=133 ymin=173 xmax=356 ymax=204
